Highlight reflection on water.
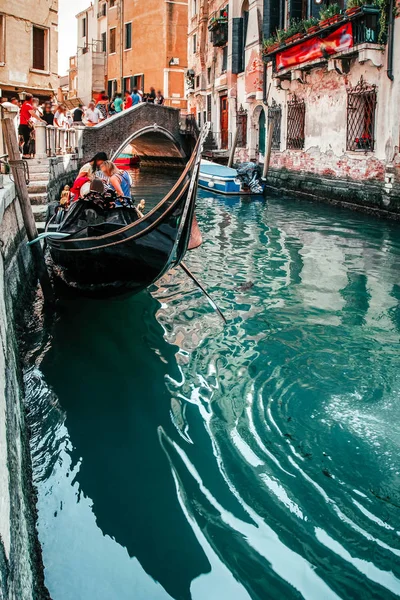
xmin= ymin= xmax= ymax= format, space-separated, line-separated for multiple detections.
xmin=25 ymin=176 xmax=400 ymax=600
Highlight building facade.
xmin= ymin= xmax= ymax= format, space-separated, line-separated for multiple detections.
xmin=188 ymin=0 xmax=400 ymax=211
xmin=74 ymin=1 xmax=107 ymax=106
xmin=0 ymin=0 xmax=59 ymax=102
xmin=106 ymin=0 xmax=188 ymax=108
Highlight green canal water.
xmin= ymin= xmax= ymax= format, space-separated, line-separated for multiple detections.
xmin=25 ymin=174 xmax=400 ymax=600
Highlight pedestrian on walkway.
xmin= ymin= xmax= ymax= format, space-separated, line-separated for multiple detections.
xmin=147 ymin=87 xmax=156 ymax=103
xmin=18 ymin=94 xmax=36 ymax=158
xmin=54 ymin=105 xmax=69 ymax=128
xmin=72 ymin=104 xmax=84 ymax=125
xmin=131 ymin=88 xmax=141 ymax=106
xmin=42 ymin=101 xmax=55 ymax=125
xmin=124 ymin=91 xmax=133 ymax=109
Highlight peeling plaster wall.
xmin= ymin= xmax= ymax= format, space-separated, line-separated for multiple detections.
xmin=0 ymin=177 xmax=47 ymax=600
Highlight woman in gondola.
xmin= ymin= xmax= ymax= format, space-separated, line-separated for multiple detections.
xmin=78 ymin=152 xmax=108 ymax=180
xmin=100 ymin=161 xmax=132 ymax=200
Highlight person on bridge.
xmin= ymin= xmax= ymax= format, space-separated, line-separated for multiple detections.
xmin=124 ymin=91 xmax=133 ymax=110
xmin=113 ymin=93 xmax=123 ymax=113
xmin=84 ymin=101 xmax=104 ymax=126
xmin=131 ymin=88 xmax=141 ymax=106
xmin=100 ymin=161 xmax=132 ymax=200
xmin=155 ymin=90 xmax=164 ymax=105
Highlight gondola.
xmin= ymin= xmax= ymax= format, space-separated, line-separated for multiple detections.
xmin=42 ymin=128 xmax=207 ymax=298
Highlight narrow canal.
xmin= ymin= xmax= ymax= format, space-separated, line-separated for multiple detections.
xmin=25 ymin=172 xmax=400 ymax=600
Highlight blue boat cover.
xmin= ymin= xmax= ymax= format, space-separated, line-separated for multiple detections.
xmin=200 ymin=160 xmax=238 ymax=180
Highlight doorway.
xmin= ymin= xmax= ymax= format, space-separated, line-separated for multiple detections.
xmin=258 ymin=109 xmax=266 ymax=155
xmin=220 ymin=95 xmax=228 ymax=149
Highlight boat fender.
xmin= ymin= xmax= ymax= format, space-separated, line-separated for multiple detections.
xmin=208 ymin=181 xmax=215 ymax=188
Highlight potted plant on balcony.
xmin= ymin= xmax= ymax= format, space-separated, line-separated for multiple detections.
xmin=263 ymin=35 xmax=280 ymax=55
xmin=319 ymin=4 xmax=344 ymax=27
xmin=275 ymin=27 xmax=290 ymax=47
xmin=285 ymin=19 xmax=305 ymax=44
xmin=303 ymin=16 xmax=320 ymax=34
xmin=345 ymin=0 xmax=364 ymax=16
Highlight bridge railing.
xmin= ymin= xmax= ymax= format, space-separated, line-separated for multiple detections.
xmin=35 ymin=122 xmax=85 ymax=159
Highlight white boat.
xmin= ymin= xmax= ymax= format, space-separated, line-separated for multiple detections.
xmin=199 ymin=160 xmax=264 ymax=196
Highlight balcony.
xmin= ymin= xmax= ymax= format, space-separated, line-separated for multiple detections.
xmin=263 ymin=6 xmax=381 ymax=75
xmin=97 ymin=3 xmax=106 ymax=18
xmin=211 ymin=22 xmax=228 ymax=47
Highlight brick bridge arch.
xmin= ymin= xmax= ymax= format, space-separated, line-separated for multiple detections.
xmin=81 ymin=103 xmax=190 ymax=163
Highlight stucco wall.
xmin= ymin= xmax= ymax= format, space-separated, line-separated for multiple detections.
xmin=0 ymin=0 xmax=58 ymax=97
xmin=0 ymin=176 xmax=47 ymax=599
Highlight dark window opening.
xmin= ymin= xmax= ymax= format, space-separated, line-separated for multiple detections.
xmin=346 ymin=78 xmax=377 ymax=152
xmin=287 ymin=95 xmax=305 ymax=150
xmin=110 ymin=0 xmax=116 ymax=7
xmin=207 ymin=67 xmax=211 ymax=84
xmin=222 ymin=46 xmax=228 ymax=72
xmin=32 ymin=26 xmax=45 ymax=71
xmin=109 ymin=28 xmax=116 ymax=53
xmin=193 ymin=34 xmax=197 ymax=54
xmin=101 ymin=31 xmax=106 ymax=52
xmin=196 ymin=75 xmax=200 ymax=88
xmin=125 ymin=22 xmax=132 ymax=49
xmin=82 ymin=17 xmax=87 ymax=38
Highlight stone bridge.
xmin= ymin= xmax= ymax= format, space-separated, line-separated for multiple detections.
xmin=81 ymin=103 xmax=195 ymax=164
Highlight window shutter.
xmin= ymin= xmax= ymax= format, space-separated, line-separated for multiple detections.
xmin=263 ymin=0 xmax=281 ymax=38
xmin=290 ymin=0 xmax=303 ymax=21
xmin=33 ymin=27 xmax=45 ymax=71
xmin=107 ymin=80 xmax=113 ymax=97
xmin=232 ymin=17 xmax=243 ymax=74
xmin=130 ymin=76 xmax=135 ymax=91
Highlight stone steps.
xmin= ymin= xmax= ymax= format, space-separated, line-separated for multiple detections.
xmin=29 ymin=172 xmax=50 ymax=181
xmin=27 ymin=164 xmax=50 ymax=174
xmin=29 ymin=192 xmax=48 ymax=206
xmin=31 ymin=204 xmax=48 ymax=221
xmin=28 ymin=181 xmax=48 ymax=194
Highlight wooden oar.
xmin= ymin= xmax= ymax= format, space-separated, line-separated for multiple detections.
xmin=180 ymin=261 xmax=227 ymax=324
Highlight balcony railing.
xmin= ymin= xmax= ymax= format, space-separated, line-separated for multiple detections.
xmin=211 ymin=22 xmax=228 ymax=47
xmin=263 ymin=6 xmax=380 ymax=73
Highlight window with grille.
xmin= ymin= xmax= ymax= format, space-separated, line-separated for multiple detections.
xmin=222 ymin=46 xmax=228 ymax=72
xmin=125 ymin=22 xmax=132 ymax=49
xmin=207 ymin=94 xmax=212 ymax=121
xmin=109 ymin=27 xmax=116 ymax=53
xmin=346 ymin=78 xmax=377 ymax=152
xmin=32 ymin=26 xmax=47 ymax=71
xmin=236 ymin=106 xmax=247 ymax=148
xmin=0 ymin=15 xmax=5 ymax=64
xmin=268 ymin=100 xmax=282 ymax=151
xmin=287 ymin=96 xmax=305 ymax=150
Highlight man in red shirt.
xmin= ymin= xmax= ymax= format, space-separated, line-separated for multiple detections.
xmin=19 ymin=94 xmax=35 ymax=158
xmin=124 ymin=90 xmax=133 ymax=110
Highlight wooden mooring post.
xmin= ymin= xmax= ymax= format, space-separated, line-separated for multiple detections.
xmin=1 ymin=108 xmax=54 ymax=302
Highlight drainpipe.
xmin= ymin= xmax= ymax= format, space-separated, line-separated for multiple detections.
xmin=387 ymin=0 xmax=394 ymax=81
xmin=120 ymin=0 xmax=124 ymax=91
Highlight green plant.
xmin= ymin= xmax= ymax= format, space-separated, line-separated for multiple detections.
xmin=286 ymin=18 xmax=304 ymax=36
xmin=346 ymin=0 xmax=365 ymax=9
xmin=275 ymin=28 xmax=289 ymax=43
xmin=263 ymin=35 xmax=277 ymax=51
xmin=319 ymin=3 xmax=342 ymax=20
xmin=302 ymin=16 xmax=319 ymax=30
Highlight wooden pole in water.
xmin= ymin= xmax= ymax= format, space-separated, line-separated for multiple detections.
xmin=262 ymin=120 xmax=274 ymax=180
xmin=227 ymin=127 xmax=239 ymax=168
xmin=1 ymin=111 xmax=54 ymax=301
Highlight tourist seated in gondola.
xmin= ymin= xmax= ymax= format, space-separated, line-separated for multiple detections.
xmin=100 ymin=161 xmax=132 ymax=200
xmin=70 ymin=174 xmax=91 ymax=201
xmin=78 ymin=152 xmax=108 ymax=181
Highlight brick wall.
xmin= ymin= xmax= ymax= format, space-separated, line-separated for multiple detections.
xmin=81 ymin=104 xmax=185 ymax=163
